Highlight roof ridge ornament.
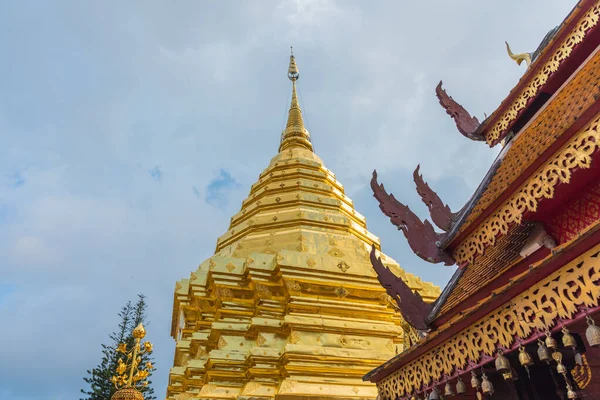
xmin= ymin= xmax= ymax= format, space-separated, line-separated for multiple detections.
xmin=413 ymin=165 xmax=458 ymax=232
xmin=371 ymin=170 xmax=455 ymax=266
xmin=370 ymin=244 xmax=432 ymax=330
xmin=435 ymin=81 xmax=483 ymax=142
xmin=505 ymin=41 xmax=532 ymax=68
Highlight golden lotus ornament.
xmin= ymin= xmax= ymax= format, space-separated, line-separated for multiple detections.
xmin=537 ymin=340 xmax=551 ymax=363
xmin=586 ymin=316 xmax=600 ymax=347
xmin=456 ymin=377 xmax=467 ymax=394
xmin=518 ymin=346 xmax=534 ymax=367
xmin=481 ymin=373 xmax=494 ymax=395
xmin=562 ymin=326 xmax=577 ymax=349
xmin=471 ymin=371 xmax=481 ymax=389
xmin=444 ymin=381 xmax=455 ymax=396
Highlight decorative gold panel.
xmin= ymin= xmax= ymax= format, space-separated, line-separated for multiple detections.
xmin=485 ymin=2 xmax=600 ymax=145
xmin=454 ymin=113 xmax=600 ymax=265
xmin=458 ymin=49 xmax=600 ymax=236
xmin=377 ymin=242 xmax=600 ymax=397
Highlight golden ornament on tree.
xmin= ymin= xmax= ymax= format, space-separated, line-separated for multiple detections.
xmin=109 ymin=323 xmax=154 ymax=400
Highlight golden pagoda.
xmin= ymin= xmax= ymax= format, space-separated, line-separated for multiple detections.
xmin=167 ymin=49 xmax=440 ymax=400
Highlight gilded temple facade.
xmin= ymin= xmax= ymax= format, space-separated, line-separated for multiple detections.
xmin=166 ymin=52 xmax=440 ymax=399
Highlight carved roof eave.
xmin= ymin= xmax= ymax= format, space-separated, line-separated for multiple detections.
xmin=478 ymin=0 xmax=598 ymax=147
xmin=364 ymin=223 xmax=600 ymax=392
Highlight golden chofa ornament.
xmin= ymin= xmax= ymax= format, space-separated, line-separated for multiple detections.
xmin=562 ymin=326 xmax=577 ymax=349
xmin=110 ymin=323 xmax=154 ymax=400
xmin=586 ymin=316 xmax=600 ymax=347
xmin=495 ymin=349 xmax=511 ymax=373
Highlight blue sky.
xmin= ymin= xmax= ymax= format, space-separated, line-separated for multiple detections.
xmin=0 ymin=1 xmax=576 ymax=399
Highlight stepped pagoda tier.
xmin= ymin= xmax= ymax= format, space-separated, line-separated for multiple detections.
xmin=166 ymin=51 xmax=440 ymax=400
xmin=366 ymin=1 xmax=600 ymax=399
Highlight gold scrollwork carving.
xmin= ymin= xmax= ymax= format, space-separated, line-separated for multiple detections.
xmin=455 ymin=113 xmax=600 ymax=265
xmin=377 ymin=243 xmax=600 ymax=397
xmin=485 ymin=3 xmax=600 ymax=145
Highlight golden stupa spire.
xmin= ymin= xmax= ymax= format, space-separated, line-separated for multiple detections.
xmin=279 ymin=47 xmax=313 ymax=153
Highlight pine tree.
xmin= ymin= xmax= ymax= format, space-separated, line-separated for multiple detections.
xmin=81 ymin=301 xmax=133 ymax=400
xmin=81 ymin=294 xmax=156 ymax=400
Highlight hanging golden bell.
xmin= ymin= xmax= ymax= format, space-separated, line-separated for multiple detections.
xmin=471 ymin=371 xmax=481 ymax=389
xmin=546 ymin=330 xmax=557 ymax=349
xmin=562 ymin=326 xmax=577 ymax=349
xmin=444 ymin=381 xmax=455 ymax=396
xmin=557 ymin=362 xmax=567 ymax=375
xmin=519 ymin=346 xmax=534 ymax=367
xmin=481 ymin=373 xmax=494 ymax=395
xmin=495 ymin=349 xmax=511 ymax=372
xmin=537 ymin=339 xmax=551 ymax=363
xmin=586 ymin=316 xmax=600 ymax=347
xmin=456 ymin=377 xmax=467 ymax=394
xmin=429 ymin=388 xmax=440 ymax=400
xmin=567 ymin=382 xmax=578 ymax=399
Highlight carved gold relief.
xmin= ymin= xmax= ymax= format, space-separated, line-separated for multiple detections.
xmin=217 ymin=287 xmax=234 ymax=300
xmin=306 ymin=258 xmax=316 ymax=267
xmin=337 ymin=261 xmax=350 ymax=273
xmin=455 ymin=114 xmax=600 ymax=265
xmin=485 ymin=3 xmax=600 ymax=145
xmin=334 ymin=287 xmax=349 ymax=299
xmin=289 ymin=331 xmax=301 ymax=344
xmin=256 ymin=284 xmax=273 ymax=299
xmin=217 ymin=336 xmax=228 ymax=350
xmin=378 ymin=243 xmax=600 ymax=397
xmin=285 ymin=279 xmax=302 ymax=294
xmin=256 ymin=333 xmax=267 ymax=347
xmin=225 ymin=263 xmax=236 ymax=272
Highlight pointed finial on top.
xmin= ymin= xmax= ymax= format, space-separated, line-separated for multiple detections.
xmin=288 ymin=46 xmax=299 ymax=81
xmin=279 ymin=48 xmax=312 ymax=152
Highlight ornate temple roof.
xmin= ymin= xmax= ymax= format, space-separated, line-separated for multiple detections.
xmin=167 ymin=50 xmax=440 ymax=400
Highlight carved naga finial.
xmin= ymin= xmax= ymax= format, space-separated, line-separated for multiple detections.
xmin=436 ymin=81 xmax=483 ymax=141
xmin=505 ymin=41 xmax=532 ymax=68
xmin=371 ymin=170 xmax=455 ymax=266
xmin=413 ymin=165 xmax=457 ymax=232
xmin=370 ymin=245 xmax=431 ymax=330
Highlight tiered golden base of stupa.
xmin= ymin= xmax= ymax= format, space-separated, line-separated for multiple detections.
xmin=167 ymin=147 xmax=439 ymax=400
